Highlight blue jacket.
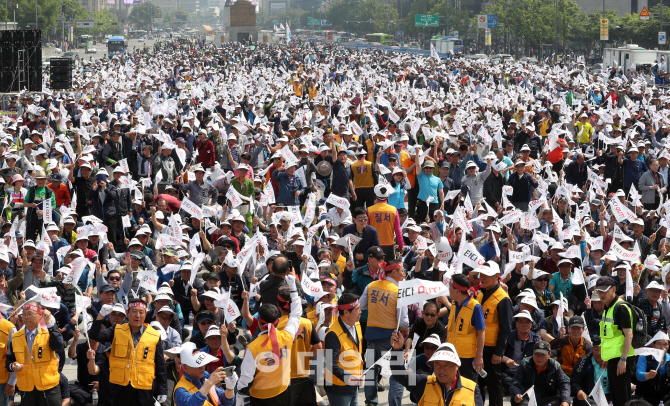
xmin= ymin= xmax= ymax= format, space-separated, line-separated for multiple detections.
xmin=173 ymin=372 xmax=234 ymax=406
xmin=624 ymin=158 xmax=649 ymax=189
xmin=86 ymin=186 xmax=117 ymax=220
xmin=271 ymin=170 xmax=304 ymax=206
xmin=49 ymin=237 xmax=69 ymax=272
xmin=508 ymin=172 xmax=538 ymax=203
xmin=565 ymin=160 xmax=588 ymax=188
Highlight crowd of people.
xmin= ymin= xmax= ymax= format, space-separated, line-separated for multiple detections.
xmin=0 ymin=38 xmax=666 ymax=406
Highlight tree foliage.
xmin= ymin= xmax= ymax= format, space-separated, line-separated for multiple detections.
xmin=129 ymin=1 xmax=161 ymax=29
xmin=326 ymin=0 xmax=399 ymax=33
xmin=93 ymin=9 xmax=118 ymax=36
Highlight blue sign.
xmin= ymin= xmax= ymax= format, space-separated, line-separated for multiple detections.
xmin=321 ymin=19 xmax=332 ymax=26
xmin=397 ymin=30 xmax=404 ymax=36
xmin=487 ymin=15 xmax=497 ymax=29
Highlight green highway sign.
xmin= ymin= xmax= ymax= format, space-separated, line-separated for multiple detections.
xmin=415 ymin=14 xmax=439 ymax=27
xmin=308 ymin=17 xmax=320 ymax=25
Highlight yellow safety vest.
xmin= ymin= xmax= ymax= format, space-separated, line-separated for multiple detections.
xmin=367 ymin=280 xmax=399 ymax=330
xmin=419 ymin=375 xmax=478 ymax=406
xmin=368 ymin=202 xmax=398 ymax=247
xmin=600 ymin=298 xmax=635 ymax=362
xmin=11 ymin=327 xmax=60 ymax=391
xmin=325 ymin=317 xmax=363 ymax=386
xmin=476 ymin=286 xmax=509 ymax=347
xmin=277 ymin=315 xmax=315 ymax=379
xmin=447 ymin=297 xmax=480 ymax=358
xmin=246 ymin=327 xmax=293 ymax=399
xmin=174 ymin=376 xmax=218 ymax=406
xmin=109 ymin=323 xmax=160 ymax=390
xmin=0 ymin=318 xmax=15 ymax=384
xmin=350 ymin=160 xmax=375 ymax=188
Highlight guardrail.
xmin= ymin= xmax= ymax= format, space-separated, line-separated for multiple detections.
xmin=338 ymin=42 xmax=453 ymax=58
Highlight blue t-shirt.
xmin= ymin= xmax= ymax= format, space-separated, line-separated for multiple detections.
xmin=416 ymin=170 xmax=443 ymax=202
xmin=549 ymin=272 xmax=573 ymax=298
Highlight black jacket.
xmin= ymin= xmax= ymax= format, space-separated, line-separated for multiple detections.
xmin=510 ymin=357 xmax=571 ymax=403
xmin=565 ymin=160 xmax=588 ymax=188
xmin=86 ymin=184 xmax=118 ymax=220
xmin=171 ymin=275 xmax=205 ymax=315
xmin=570 ymin=352 xmax=601 ymax=396
xmin=502 ymin=330 xmax=542 ymax=377
xmin=109 ymin=179 xmax=133 ymax=215
xmin=258 ymin=274 xmax=286 ymax=308
xmin=483 ymin=171 xmax=506 ymax=208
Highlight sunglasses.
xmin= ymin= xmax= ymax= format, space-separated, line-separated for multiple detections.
xmin=107 ymin=277 xmax=121 ymax=281
xmin=423 ymin=312 xmax=437 ymax=317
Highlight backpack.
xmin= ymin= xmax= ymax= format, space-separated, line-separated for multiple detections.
xmin=618 ymin=301 xmax=649 ymax=348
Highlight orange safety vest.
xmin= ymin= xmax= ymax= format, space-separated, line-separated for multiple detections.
xmin=476 ymin=286 xmax=510 ymax=347
xmin=246 ymin=327 xmax=293 ymax=398
xmin=447 ymin=297 xmax=480 ymax=358
xmin=324 ymin=317 xmax=363 ymax=386
xmin=11 ymin=326 xmax=60 ymax=391
xmin=277 ymin=315 xmax=315 ymax=379
xmin=366 ymin=280 xmax=399 ymax=330
xmin=109 ymin=323 xmax=160 ymax=390
xmin=419 ymin=375 xmax=478 ymax=406
xmin=0 ymin=318 xmax=14 ymax=384
xmin=368 ymin=202 xmax=398 ymax=246
xmin=174 ymin=376 xmax=218 ymax=406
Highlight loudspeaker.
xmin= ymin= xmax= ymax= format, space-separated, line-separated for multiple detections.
xmin=0 ymin=29 xmax=42 ymax=92
xmin=49 ymin=57 xmax=72 ymax=90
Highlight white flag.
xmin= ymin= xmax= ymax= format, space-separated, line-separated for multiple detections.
xmin=137 ymin=271 xmax=159 ymax=293
xmin=589 ymin=374 xmax=609 ymax=406
xmin=430 ymin=43 xmax=440 ymax=60
xmin=180 ymin=198 xmax=203 ymax=220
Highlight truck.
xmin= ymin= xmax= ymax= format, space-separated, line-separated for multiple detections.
xmin=430 ymin=36 xmax=463 ymax=54
xmin=603 ymin=44 xmax=656 ymax=72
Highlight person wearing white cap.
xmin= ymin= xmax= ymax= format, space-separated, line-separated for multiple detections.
xmin=575 ymin=112 xmax=594 ymax=145
xmin=154 ymin=306 xmax=183 ymax=349
xmin=405 ymin=333 xmax=442 ymax=375
xmin=473 ymin=261 xmax=513 ymax=406
xmin=152 ymin=141 xmax=179 ymax=193
xmin=638 ymin=158 xmax=667 ymax=210
xmin=390 ymin=333 xmax=484 ymax=406
xmin=23 ymin=169 xmax=55 ymax=242
xmin=500 ymin=310 xmax=541 ymax=392
xmin=622 ymin=143 xmax=649 ymax=192
xmin=634 ymin=331 xmax=670 ymax=405
xmin=460 ymin=147 xmax=492 ymax=211
xmin=173 ymin=342 xmax=236 ymax=406
xmin=445 ymin=273 xmax=486 ymax=381
xmin=633 ymin=280 xmax=666 ymax=337
xmin=229 ymin=162 xmax=255 ymax=221
xmin=236 ymin=273 xmax=301 ymax=404
xmin=178 ymin=163 xmax=217 ymax=208
xmin=368 ymin=184 xmax=404 ymax=259
xmin=272 ymin=160 xmax=304 ymax=207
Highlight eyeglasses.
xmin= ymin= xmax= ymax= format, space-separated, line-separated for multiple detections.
xmin=241 ymin=157 xmax=250 ymax=161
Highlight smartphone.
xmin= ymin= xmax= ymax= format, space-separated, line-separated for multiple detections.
xmin=222 ymin=366 xmax=235 ymax=376
xmin=96 ymin=173 xmax=107 ymax=183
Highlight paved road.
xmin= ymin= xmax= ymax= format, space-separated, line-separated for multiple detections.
xmin=44 ymin=38 xmax=160 ymax=62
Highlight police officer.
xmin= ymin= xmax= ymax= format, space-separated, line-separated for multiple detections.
xmin=88 ymin=297 xmax=168 ymax=406
xmin=236 ymin=270 xmax=301 ymax=405
xmin=510 ymin=341 xmax=571 ymax=406
xmin=474 ymin=261 xmax=513 ymax=406
xmin=594 ymin=276 xmax=634 ymax=406
xmin=390 ymin=334 xmax=484 ymax=406
xmin=447 ymin=273 xmax=486 ymax=381
xmin=6 ymin=302 xmax=64 ymax=405
xmin=571 ymin=336 xmax=610 ymax=406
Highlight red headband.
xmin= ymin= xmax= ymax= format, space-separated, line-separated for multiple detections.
xmin=451 ymin=282 xmax=469 ymax=293
xmin=22 ymin=304 xmax=42 ymax=315
xmin=277 ymin=295 xmax=290 ymax=310
xmin=128 ymin=301 xmax=147 ymax=310
xmin=259 ymin=317 xmax=280 ymax=359
xmin=334 ymin=299 xmax=360 ymax=316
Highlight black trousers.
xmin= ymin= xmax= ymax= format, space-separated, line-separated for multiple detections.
xmin=416 ymin=200 xmax=440 ymax=224
xmin=513 ymin=395 xmax=560 ymax=406
xmin=574 ymin=395 xmax=611 ymax=406
xmin=250 ymin=388 xmax=291 ymax=406
xmin=607 ymin=357 xmax=635 ymax=406
xmin=22 ymin=385 xmax=62 ymax=406
xmin=25 ymin=215 xmax=42 ymax=242
xmin=479 ymin=353 xmax=503 ymax=406
xmin=104 ymin=215 xmax=118 ymax=247
xmin=290 ymin=376 xmax=317 ymax=406
xmin=352 ymin=187 xmax=375 ymax=210
xmin=459 ymin=357 xmax=478 ymax=383
xmin=69 ymin=381 xmax=93 ymax=405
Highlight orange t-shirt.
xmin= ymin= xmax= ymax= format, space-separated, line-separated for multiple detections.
xmin=547 ymin=138 xmax=565 ymax=164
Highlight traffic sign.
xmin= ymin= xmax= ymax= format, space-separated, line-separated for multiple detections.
xmin=415 ymin=14 xmax=439 ymax=27
xmin=660 ymin=31 xmax=667 ymax=44
xmin=477 ymin=15 xmax=487 ymax=28
xmin=152 ymin=18 xmax=163 ymax=23
xmin=487 ymin=15 xmax=497 ymax=29
xmin=308 ymin=17 xmax=319 ymax=25
xmin=321 ymin=19 xmax=331 ymax=26
xmin=75 ymin=21 xmax=94 ymax=28
xmin=640 ymin=6 xmax=651 ymax=20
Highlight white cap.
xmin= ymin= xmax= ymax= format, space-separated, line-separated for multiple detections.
xmin=520 ymin=297 xmax=539 ymax=311
xmin=428 ymin=343 xmax=461 ymax=366
xmin=179 ymin=342 xmax=220 ymax=368
xmin=473 ymin=261 xmax=500 ymax=276
xmin=374 ymin=183 xmax=392 ymax=198
xmin=645 ymin=330 xmax=670 ymax=346
xmin=204 ymin=325 xmax=221 ymax=339
xmin=514 ymin=310 xmax=534 ymax=321
xmin=646 ymin=281 xmax=665 ymax=290
xmin=419 ymin=333 xmax=442 ymax=348
xmin=157 ymin=305 xmax=174 ymax=315
xmin=150 ymin=321 xmax=167 ymax=340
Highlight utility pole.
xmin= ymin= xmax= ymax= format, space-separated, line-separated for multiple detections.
xmin=35 ymin=0 xmax=38 ymax=29
xmin=445 ymin=0 xmax=449 ymax=35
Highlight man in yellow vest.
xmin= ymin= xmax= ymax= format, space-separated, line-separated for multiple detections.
xmin=473 ymin=261 xmax=513 ymax=406
xmin=351 ymin=148 xmax=376 ymax=209
xmin=88 ymin=297 xmax=168 ymax=406
xmin=236 ymin=269 xmax=301 ymax=405
xmin=360 ymin=258 xmax=408 ymax=406
xmin=390 ymin=333 xmax=484 ymax=406
xmin=173 ymin=342 xmax=236 ymax=406
xmin=367 ymin=184 xmax=404 ymax=259
xmin=594 ymin=276 xmax=635 ymax=406
xmin=0 ymin=313 xmax=16 ymax=405
xmin=6 ymin=302 xmax=63 ymax=405
xmin=448 ymin=273 xmax=486 ymax=382
xmin=276 ymin=285 xmax=321 ymax=406
xmin=324 ymin=293 xmax=364 ymax=406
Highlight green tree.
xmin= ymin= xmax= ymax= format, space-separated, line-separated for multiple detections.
xmin=93 ymin=9 xmax=118 ymax=36
xmin=326 ymin=0 xmax=399 ymax=33
xmin=404 ymin=0 xmax=473 ymax=37
xmin=129 ymin=1 xmax=161 ymax=29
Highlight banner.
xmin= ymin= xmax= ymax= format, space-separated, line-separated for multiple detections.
xmin=609 ymin=240 xmax=641 ymax=263
xmin=226 ymin=185 xmax=250 ymax=209
xmin=326 ymin=193 xmax=350 ymax=210
xmin=301 ymin=271 xmax=326 ymax=300
xmin=64 ymin=257 xmax=90 ymax=285
xmin=397 ymin=279 xmax=450 ymax=308
xmin=181 ymin=198 xmax=203 ymax=220
xmin=137 ymin=271 xmax=159 ymax=292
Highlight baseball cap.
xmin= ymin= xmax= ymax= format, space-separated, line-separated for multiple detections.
xmin=594 ymin=276 xmax=616 ymax=292
xmin=367 ymin=246 xmax=385 ymax=259
xmin=568 ymin=316 xmax=585 ymax=328
xmin=533 ymin=341 xmax=551 ymax=355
